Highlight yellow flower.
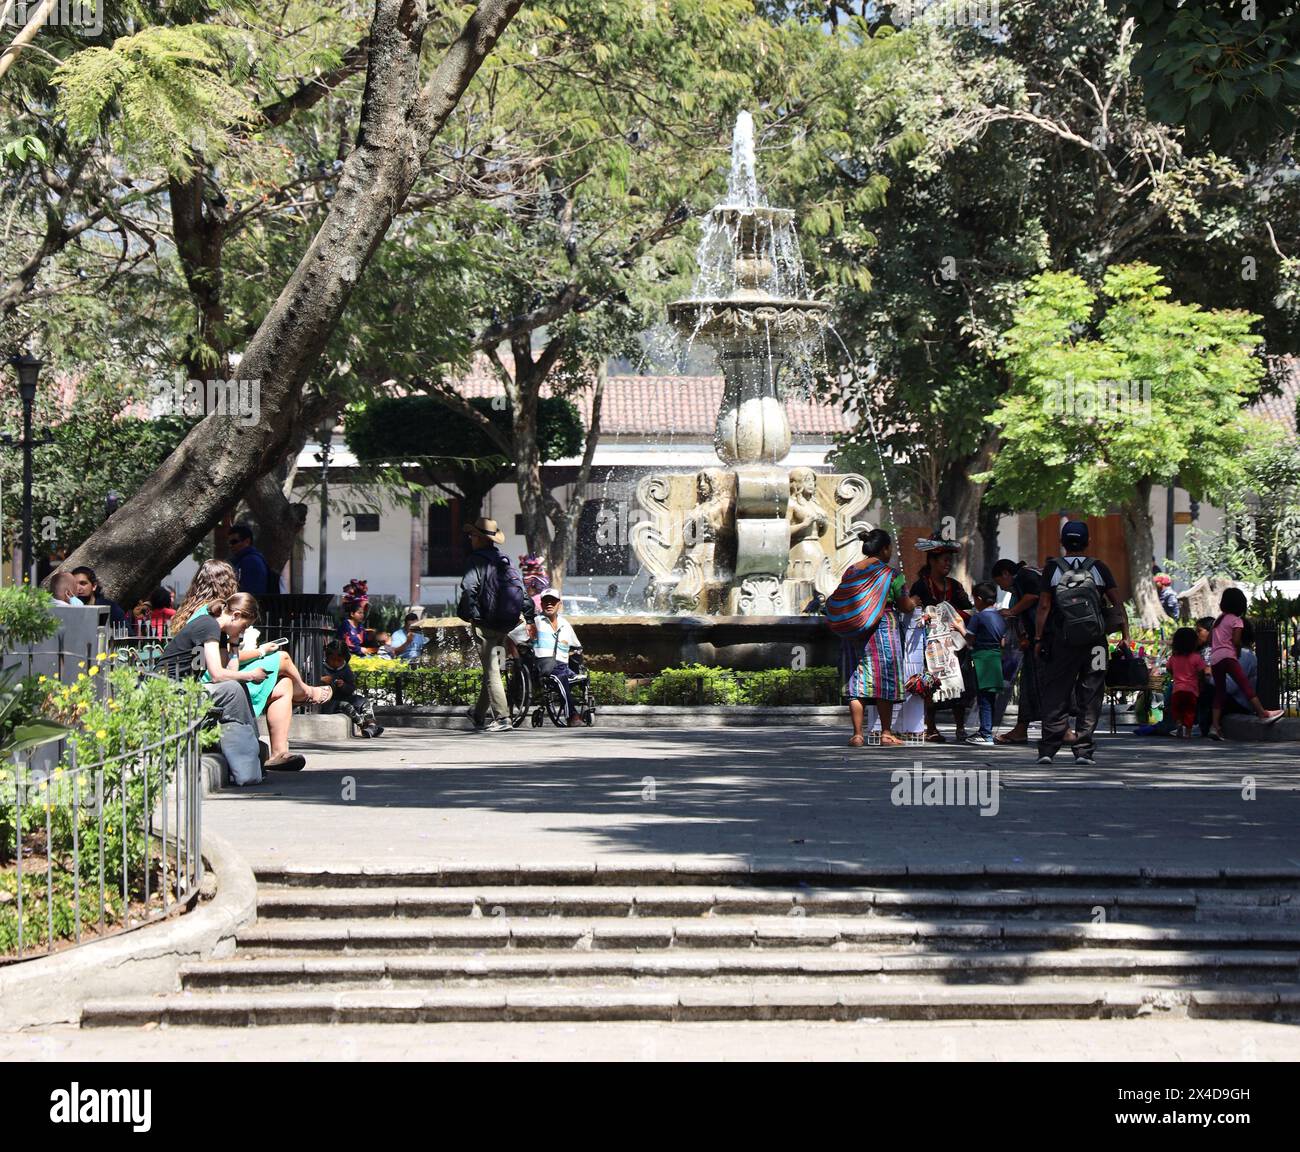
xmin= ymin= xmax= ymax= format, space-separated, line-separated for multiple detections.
xmin=37 ymin=675 xmax=46 ymax=684
xmin=109 ymin=701 xmax=120 ymax=711
xmin=95 ymin=729 xmax=107 ymax=740
xmin=77 ymin=673 xmax=86 ymax=681
xmin=89 ymin=665 xmax=99 ymax=676
xmin=96 ymin=652 xmax=107 ymax=661
xmin=77 ymin=661 xmax=85 ymax=669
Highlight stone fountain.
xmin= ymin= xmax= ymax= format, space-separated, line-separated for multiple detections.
xmin=631 ymin=111 xmax=873 ymax=615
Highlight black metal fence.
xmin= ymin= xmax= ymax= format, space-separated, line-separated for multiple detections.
xmin=1255 ymin=616 xmax=1300 ymax=716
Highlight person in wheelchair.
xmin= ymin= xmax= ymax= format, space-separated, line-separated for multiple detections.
xmin=535 ymin=588 xmax=585 ymax=727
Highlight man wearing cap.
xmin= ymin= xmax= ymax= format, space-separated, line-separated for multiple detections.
xmin=1033 ymin=520 xmax=1130 ymax=766
xmin=457 ymin=518 xmax=535 ymax=731
xmin=535 ymin=588 xmax=585 ymax=726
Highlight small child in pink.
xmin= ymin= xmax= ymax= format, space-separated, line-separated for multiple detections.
xmin=1166 ymin=627 xmax=1207 ymax=736
xmin=1208 ymin=588 xmax=1283 ymax=740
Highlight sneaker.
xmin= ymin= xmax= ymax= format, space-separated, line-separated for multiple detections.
xmin=965 ymin=734 xmax=994 ymax=745
xmin=484 ymin=718 xmax=511 ymax=733
xmin=1036 ymin=755 xmax=1053 ymax=764
xmin=366 ymin=724 xmax=385 ymax=738
xmin=1262 ymin=710 xmax=1285 ymax=725
xmin=1073 ymin=754 xmax=1096 ymax=766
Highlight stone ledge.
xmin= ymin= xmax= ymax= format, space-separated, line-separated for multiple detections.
xmin=0 ymin=830 xmax=258 ymax=1031
xmin=1223 ymin=714 xmax=1300 ymax=742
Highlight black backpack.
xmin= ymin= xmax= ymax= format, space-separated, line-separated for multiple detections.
xmin=1052 ymin=558 xmax=1105 ymax=646
xmin=478 ymin=551 xmax=527 ymax=631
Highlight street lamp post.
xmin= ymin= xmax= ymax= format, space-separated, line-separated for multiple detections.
xmin=315 ymin=415 xmax=334 ymax=596
xmin=7 ymin=353 xmax=44 ymax=585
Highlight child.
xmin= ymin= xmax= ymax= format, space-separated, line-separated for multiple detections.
xmin=320 ymin=639 xmax=384 ymax=738
xmin=1166 ymin=627 xmax=1207 ymax=738
xmin=965 ymin=582 xmax=1006 ymax=745
xmin=1208 ymin=589 xmax=1283 ymax=740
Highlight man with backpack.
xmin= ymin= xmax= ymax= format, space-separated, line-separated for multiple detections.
xmin=1032 ymin=521 xmax=1131 ymax=766
xmin=458 ymin=517 xmax=536 ymax=732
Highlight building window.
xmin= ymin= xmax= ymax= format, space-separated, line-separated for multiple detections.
xmin=427 ymin=498 xmax=466 ymax=576
xmin=349 ymin=512 xmax=380 ymax=533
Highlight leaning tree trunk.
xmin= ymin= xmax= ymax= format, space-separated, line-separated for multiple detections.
xmin=1123 ymin=477 xmax=1163 ymax=627
xmin=59 ymin=0 xmax=524 ymax=605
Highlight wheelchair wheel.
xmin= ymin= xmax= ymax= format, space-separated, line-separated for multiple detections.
xmin=542 ymin=675 xmax=569 ymax=728
xmin=505 ymin=658 xmax=531 ymax=728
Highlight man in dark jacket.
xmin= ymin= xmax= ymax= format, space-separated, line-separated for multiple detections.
xmin=457 ymin=517 xmax=535 ymax=732
xmin=229 ymin=523 xmax=281 ymax=595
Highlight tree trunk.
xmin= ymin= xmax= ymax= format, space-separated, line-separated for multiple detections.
xmin=936 ymin=430 xmax=1000 ymax=589
xmin=1124 ymin=477 xmax=1162 ymax=627
xmin=244 ymin=470 xmax=306 ymax=576
xmin=547 ymin=359 xmax=607 ymax=588
xmin=59 ymin=0 xmax=524 ymax=605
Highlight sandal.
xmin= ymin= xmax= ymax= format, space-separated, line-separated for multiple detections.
xmin=993 ymin=732 xmax=1028 ymax=745
xmin=848 ymin=735 xmax=865 ymax=747
xmin=923 ymin=731 xmax=946 ymax=743
xmin=879 ymin=732 xmax=904 ymax=746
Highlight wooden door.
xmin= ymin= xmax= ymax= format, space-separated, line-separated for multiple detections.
xmin=1036 ymin=513 xmax=1131 ymax=601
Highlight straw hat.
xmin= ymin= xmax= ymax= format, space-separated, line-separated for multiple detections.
xmin=464 ymin=517 xmax=505 ymax=544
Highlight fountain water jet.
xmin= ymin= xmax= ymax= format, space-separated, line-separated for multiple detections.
xmin=631 ymin=112 xmax=873 ymax=615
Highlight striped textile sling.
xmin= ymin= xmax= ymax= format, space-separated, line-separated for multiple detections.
xmin=825 ymin=560 xmax=895 ymax=638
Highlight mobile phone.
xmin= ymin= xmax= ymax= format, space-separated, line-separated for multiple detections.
xmin=264 ymin=638 xmax=291 ymax=650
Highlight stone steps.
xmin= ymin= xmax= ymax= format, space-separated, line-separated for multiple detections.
xmin=253 ymin=884 xmax=1300 ymax=923
xmin=176 ymin=949 xmax=1300 ymax=990
xmin=230 ymin=915 xmax=1300 ymax=953
xmin=76 ymin=865 xmax=1300 ymax=1027
xmin=79 ymin=983 xmax=1300 ymax=1027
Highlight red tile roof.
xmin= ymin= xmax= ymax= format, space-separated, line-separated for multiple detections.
xmin=1254 ymin=361 xmax=1300 ymax=437
xmin=453 ymin=365 xmax=853 ymax=438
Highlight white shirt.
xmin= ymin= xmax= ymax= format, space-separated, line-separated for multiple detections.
xmin=535 ymin=615 xmax=580 ymax=665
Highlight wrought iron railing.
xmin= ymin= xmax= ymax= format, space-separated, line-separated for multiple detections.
xmin=1 ymin=662 xmax=208 ymax=962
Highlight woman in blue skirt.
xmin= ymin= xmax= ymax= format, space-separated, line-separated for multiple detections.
xmin=833 ymin=529 xmax=916 ymax=747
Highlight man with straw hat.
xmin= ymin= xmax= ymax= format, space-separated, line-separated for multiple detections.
xmin=457 ymin=518 xmax=535 ymax=732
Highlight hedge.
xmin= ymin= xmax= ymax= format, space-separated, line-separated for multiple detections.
xmin=352 ymin=658 xmax=841 ymax=707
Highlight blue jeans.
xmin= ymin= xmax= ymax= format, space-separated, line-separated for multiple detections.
xmin=205 ymin=680 xmax=263 ymax=786
xmin=977 ymin=689 xmax=998 ymax=739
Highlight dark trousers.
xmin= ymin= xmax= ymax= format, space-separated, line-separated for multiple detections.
xmin=1037 ymin=641 xmax=1107 ymax=760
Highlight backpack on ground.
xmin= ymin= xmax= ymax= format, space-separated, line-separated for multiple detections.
xmin=1053 ymin=558 xmax=1105 ymax=646
xmin=478 ymin=551 xmax=527 ymax=631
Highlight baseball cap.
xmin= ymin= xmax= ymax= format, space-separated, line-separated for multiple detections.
xmin=539 ymin=589 xmax=562 ymax=603
xmin=1061 ymin=520 xmax=1089 ymax=548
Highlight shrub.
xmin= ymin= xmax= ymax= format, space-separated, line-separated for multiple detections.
xmin=640 ymin=665 xmax=744 ymax=706
xmin=738 ymin=667 xmax=839 ymax=706
xmin=0 ymin=585 xmax=60 ymax=649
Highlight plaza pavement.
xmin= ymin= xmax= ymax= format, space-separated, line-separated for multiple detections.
xmin=201 ymin=724 xmax=1300 ymax=873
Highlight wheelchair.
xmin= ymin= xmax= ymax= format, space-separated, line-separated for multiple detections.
xmin=504 ymin=641 xmax=596 ymax=728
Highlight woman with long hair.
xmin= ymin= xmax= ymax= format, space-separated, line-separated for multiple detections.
xmin=172 ymin=559 xmax=239 ymax=632
xmin=831 ymin=528 xmax=916 ymax=747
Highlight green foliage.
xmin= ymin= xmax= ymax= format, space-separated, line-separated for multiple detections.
xmin=54 ymin=24 xmax=260 ymax=177
xmin=1114 ymin=0 xmax=1300 ymax=149
xmin=0 ymin=585 xmax=60 ymax=649
xmin=0 ymin=371 xmax=193 ymax=566
xmin=985 ymin=263 xmax=1265 ymax=515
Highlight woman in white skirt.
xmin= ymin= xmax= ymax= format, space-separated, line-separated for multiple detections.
xmin=868 ymin=607 xmax=927 ymax=737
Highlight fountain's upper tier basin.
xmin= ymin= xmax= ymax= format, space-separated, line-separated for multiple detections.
xmin=415 ymin=614 xmax=840 ymax=674
xmin=666 ymin=296 xmax=832 ymax=340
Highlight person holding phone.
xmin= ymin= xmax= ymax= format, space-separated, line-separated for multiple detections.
xmin=159 ymin=593 xmax=278 ymax=782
